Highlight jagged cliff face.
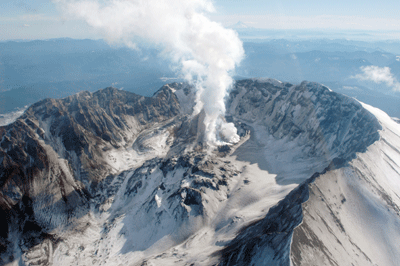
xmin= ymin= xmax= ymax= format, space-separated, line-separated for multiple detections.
xmin=0 ymin=86 xmax=181 ymax=264
xmin=0 ymin=79 xmax=399 ymax=266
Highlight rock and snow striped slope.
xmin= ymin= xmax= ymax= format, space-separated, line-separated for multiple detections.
xmin=0 ymin=79 xmax=399 ymax=266
xmin=291 ymin=103 xmax=400 ymax=266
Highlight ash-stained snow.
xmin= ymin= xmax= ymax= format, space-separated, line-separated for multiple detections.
xmin=291 ymin=102 xmax=400 ymax=266
xmin=1 ymin=79 xmax=399 ymax=266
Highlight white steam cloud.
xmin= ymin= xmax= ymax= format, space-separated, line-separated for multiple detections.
xmin=53 ymin=0 xmax=244 ymax=146
xmin=352 ymin=66 xmax=400 ymax=92
xmin=0 ymin=106 xmax=28 ymax=126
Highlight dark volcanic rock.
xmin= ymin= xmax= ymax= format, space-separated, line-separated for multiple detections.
xmin=228 ymin=79 xmax=381 ymax=163
xmin=0 ymin=79 xmax=390 ymax=266
xmin=215 ymin=170 xmax=327 ymax=266
xmin=0 ymin=86 xmax=180 ymax=262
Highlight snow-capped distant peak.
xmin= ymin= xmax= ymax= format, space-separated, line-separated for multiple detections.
xmin=230 ymin=21 xmax=254 ymax=29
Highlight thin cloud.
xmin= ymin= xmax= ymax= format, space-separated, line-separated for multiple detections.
xmin=0 ymin=14 xmax=60 ymax=22
xmin=351 ymin=66 xmax=400 ymax=92
xmin=211 ymin=14 xmax=400 ymax=31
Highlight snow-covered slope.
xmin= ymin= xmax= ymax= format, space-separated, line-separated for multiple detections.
xmin=291 ymin=103 xmax=400 ymax=266
xmin=0 ymin=79 xmax=399 ymax=266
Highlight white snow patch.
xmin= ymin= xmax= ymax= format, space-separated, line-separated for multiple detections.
xmin=155 ymin=194 xmax=162 ymax=208
xmin=104 ymin=126 xmax=172 ymax=174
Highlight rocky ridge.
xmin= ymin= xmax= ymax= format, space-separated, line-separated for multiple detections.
xmin=0 ymin=79 xmax=398 ymax=266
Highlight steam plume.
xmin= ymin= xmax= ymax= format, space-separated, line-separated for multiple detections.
xmin=53 ymin=0 xmax=244 ymax=145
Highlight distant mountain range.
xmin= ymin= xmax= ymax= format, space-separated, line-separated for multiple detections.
xmin=0 ymin=38 xmax=399 ymax=118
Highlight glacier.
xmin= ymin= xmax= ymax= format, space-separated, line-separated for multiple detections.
xmin=0 ymin=79 xmax=399 ymax=266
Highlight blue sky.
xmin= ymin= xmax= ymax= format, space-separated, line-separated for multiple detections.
xmin=214 ymin=0 xmax=399 ymax=17
xmin=1 ymin=0 xmax=400 ymax=40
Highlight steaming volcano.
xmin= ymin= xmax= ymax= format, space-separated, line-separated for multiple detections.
xmin=1 ymin=79 xmax=400 ymax=265
xmin=54 ymin=0 xmax=244 ymax=145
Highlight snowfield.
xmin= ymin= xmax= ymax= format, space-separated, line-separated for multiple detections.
xmin=0 ymin=79 xmax=399 ymax=266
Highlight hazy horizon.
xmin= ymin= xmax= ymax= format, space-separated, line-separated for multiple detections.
xmin=2 ymin=0 xmax=400 ymax=41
